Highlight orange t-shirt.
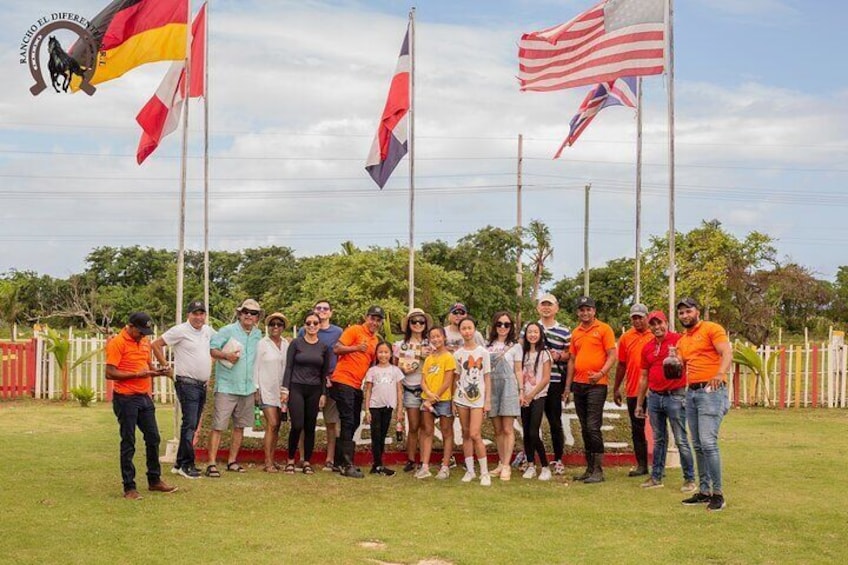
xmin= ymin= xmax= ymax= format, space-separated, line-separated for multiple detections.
xmin=618 ymin=327 xmax=653 ymax=397
xmin=677 ymin=321 xmax=729 ymax=384
xmin=569 ymin=320 xmax=616 ymax=385
xmin=105 ymin=328 xmax=153 ymax=395
xmin=330 ymin=324 xmax=378 ymax=389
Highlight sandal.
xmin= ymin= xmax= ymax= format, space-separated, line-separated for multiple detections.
xmin=284 ymin=463 xmax=296 ymax=475
xmin=302 ymin=463 xmax=314 ymax=475
xmin=273 ymin=462 xmax=282 ymax=471
xmin=226 ymin=462 xmax=245 ymax=473
xmin=264 ymin=465 xmax=279 ymax=473
xmin=205 ymin=465 xmax=221 ymax=478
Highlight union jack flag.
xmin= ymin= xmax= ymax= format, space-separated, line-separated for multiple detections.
xmin=554 ymin=76 xmax=637 ymax=159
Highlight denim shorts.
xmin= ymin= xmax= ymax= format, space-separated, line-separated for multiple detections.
xmin=403 ymin=389 xmax=423 ymax=409
xmin=432 ymin=400 xmax=453 ymax=418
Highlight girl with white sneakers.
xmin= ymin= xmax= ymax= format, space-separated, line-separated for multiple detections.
xmin=516 ymin=322 xmax=553 ymax=481
xmin=453 ymin=317 xmax=492 ymax=486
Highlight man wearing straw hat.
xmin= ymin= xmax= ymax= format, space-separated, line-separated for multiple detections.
xmin=205 ymin=298 xmax=263 ymax=477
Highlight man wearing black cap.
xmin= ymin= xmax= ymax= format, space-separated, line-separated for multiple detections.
xmin=565 ymin=296 xmax=617 ymax=484
xmin=105 ymin=312 xmax=177 ymax=500
xmin=444 ymin=302 xmax=484 ymax=352
xmin=329 ymin=305 xmax=383 ymax=478
xmin=151 ymin=300 xmax=216 ymax=479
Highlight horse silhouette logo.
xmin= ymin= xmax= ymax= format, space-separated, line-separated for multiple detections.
xmin=20 ymin=16 xmax=98 ymax=96
xmin=47 ymin=36 xmax=88 ymax=92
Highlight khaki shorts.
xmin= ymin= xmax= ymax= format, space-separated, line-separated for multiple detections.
xmin=322 ymin=396 xmax=340 ymax=425
xmin=212 ymin=392 xmax=254 ymax=430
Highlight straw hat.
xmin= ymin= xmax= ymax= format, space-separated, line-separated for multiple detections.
xmin=264 ymin=312 xmax=289 ymax=328
xmin=401 ymin=308 xmax=434 ymax=333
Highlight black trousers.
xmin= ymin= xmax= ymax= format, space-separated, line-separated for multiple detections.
xmin=329 ymin=382 xmax=363 ymax=443
xmin=544 ymin=380 xmax=566 ymax=460
xmin=287 ymin=383 xmax=322 ymax=462
xmin=521 ymin=397 xmax=548 ymax=466
xmin=572 ymin=383 xmax=607 ymax=454
xmin=627 ymin=396 xmax=648 ymax=467
xmin=369 ymin=407 xmax=393 ymax=467
xmin=112 ymin=393 xmax=161 ymax=492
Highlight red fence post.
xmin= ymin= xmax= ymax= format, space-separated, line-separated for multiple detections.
xmin=811 ymin=345 xmax=819 ymax=409
xmin=778 ymin=347 xmax=787 ymax=409
xmin=16 ymin=343 xmax=25 ymax=397
xmin=25 ymin=339 xmax=36 ymax=397
xmin=0 ymin=343 xmax=7 ymax=399
xmin=732 ymin=363 xmax=741 ymax=408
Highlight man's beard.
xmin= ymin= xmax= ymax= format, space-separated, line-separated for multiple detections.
xmin=680 ymin=317 xmax=698 ymax=328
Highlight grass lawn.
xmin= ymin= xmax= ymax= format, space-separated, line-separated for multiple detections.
xmin=1 ymin=401 xmax=847 ymax=564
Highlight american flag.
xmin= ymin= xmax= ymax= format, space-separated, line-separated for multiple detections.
xmin=554 ymin=76 xmax=636 ymax=159
xmin=519 ymin=0 xmax=666 ymax=92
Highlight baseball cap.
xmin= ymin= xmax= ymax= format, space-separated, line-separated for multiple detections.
xmin=236 ymin=298 xmax=261 ymax=312
xmin=630 ymin=304 xmax=649 ymax=317
xmin=647 ymin=310 xmax=667 ymax=323
xmin=676 ymin=297 xmax=699 ymax=309
xmin=128 ymin=312 xmax=154 ymax=335
xmin=538 ymin=293 xmax=559 ymax=305
xmin=186 ymin=300 xmax=206 ymax=313
xmin=575 ymin=296 xmax=596 ymax=309
xmin=366 ymin=305 xmax=385 ymax=319
xmin=449 ymin=302 xmax=468 ymax=314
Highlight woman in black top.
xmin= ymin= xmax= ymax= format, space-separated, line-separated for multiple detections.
xmin=281 ymin=311 xmax=330 ymax=474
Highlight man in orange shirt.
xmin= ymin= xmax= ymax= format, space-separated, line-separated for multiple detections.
xmin=675 ymin=297 xmax=732 ymax=512
xmin=613 ymin=303 xmax=654 ymax=477
xmin=106 ymin=312 xmax=178 ymax=500
xmin=565 ymin=296 xmax=616 ymax=484
xmin=329 ymin=305 xmax=383 ymax=478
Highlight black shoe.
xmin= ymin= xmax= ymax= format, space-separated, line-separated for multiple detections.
xmin=341 ymin=466 xmax=364 ymax=479
xmin=628 ymin=466 xmax=648 ymax=477
xmin=706 ymin=494 xmax=726 ymax=512
xmin=403 ymin=460 xmax=417 ymax=473
xmin=682 ymin=492 xmax=712 ymax=505
xmin=379 ymin=466 xmax=396 ymax=476
xmin=370 ymin=466 xmax=380 ymax=475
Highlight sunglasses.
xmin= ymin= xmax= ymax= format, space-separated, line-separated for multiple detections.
xmin=495 ymin=321 xmax=512 ymax=328
xmin=242 ymin=309 xmax=260 ymax=316
xmin=409 ymin=319 xmax=426 ymax=325
xmin=451 ymin=310 xmax=467 ymax=316
xmin=314 ymin=306 xmax=330 ymax=311
xmin=304 ymin=321 xmax=320 ymax=327
xmin=268 ymin=322 xmax=285 ymax=328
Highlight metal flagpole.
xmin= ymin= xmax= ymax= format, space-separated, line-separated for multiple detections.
xmin=583 ymin=182 xmax=591 ymax=295
xmin=407 ymin=8 xmax=416 ymax=310
xmin=667 ymin=0 xmax=676 ymax=326
xmin=516 ymin=133 xmax=523 ymax=326
xmin=203 ymin=1 xmax=210 ymax=312
xmin=635 ymin=77 xmax=643 ymax=304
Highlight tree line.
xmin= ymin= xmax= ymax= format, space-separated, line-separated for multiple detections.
xmin=1 ymin=219 xmax=845 ymax=344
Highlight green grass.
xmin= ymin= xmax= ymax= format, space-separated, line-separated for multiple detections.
xmin=1 ymin=400 xmax=847 ymax=564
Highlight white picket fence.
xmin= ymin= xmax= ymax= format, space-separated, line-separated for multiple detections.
xmin=32 ymin=334 xmax=848 ymax=408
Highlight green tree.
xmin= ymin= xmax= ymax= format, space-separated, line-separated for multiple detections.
xmin=550 ymin=257 xmax=636 ymax=331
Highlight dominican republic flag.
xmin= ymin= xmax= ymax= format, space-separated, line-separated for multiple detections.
xmin=365 ymin=25 xmax=410 ymax=188
xmin=554 ymin=76 xmax=636 ymax=158
xmin=135 ymin=3 xmax=206 ymax=164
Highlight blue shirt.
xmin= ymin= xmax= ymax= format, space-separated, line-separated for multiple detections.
xmin=210 ymin=322 xmax=262 ymax=395
xmin=297 ymin=324 xmax=343 ymax=375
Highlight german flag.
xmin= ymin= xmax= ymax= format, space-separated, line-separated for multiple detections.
xmin=71 ymin=0 xmax=187 ymax=89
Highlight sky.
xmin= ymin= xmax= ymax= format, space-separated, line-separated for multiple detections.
xmin=1 ymin=0 xmax=846 ymax=286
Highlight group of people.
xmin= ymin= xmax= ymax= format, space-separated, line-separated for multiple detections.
xmin=106 ymin=293 xmax=732 ymax=511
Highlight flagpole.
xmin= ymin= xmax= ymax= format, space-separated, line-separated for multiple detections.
xmin=407 ymin=7 xmax=416 ymax=310
xmin=666 ymin=0 xmax=676 ymax=326
xmin=583 ymin=182 xmax=591 ymax=295
xmin=203 ymin=0 xmax=210 ymax=312
xmin=635 ymin=77 xmax=643 ymax=304
xmin=516 ymin=133 xmax=523 ymax=326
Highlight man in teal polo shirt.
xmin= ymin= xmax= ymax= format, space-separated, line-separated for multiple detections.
xmin=205 ymin=298 xmax=263 ymax=477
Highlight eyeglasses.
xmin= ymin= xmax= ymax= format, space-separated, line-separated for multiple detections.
xmin=495 ymin=321 xmax=512 ymax=328
xmin=268 ymin=322 xmax=285 ymax=328
xmin=409 ymin=319 xmax=426 ymax=325
xmin=451 ymin=310 xmax=466 ymax=316
xmin=314 ymin=306 xmax=330 ymax=311
xmin=242 ymin=310 xmax=260 ymax=316
xmin=304 ymin=321 xmax=320 ymax=327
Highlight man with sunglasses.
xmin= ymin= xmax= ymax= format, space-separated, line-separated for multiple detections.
xmin=444 ymin=303 xmax=484 ymax=352
xmin=297 ymin=300 xmax=343 ymax=471
xmin=535 ymin=293 xmax=571 ymax=476
xmin=206 ymin=298 xmax=263 ymax=477
xmin=330 ymin=305 xmax=384 ymax=478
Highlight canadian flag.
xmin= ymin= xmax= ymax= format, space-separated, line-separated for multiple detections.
xmin=136 ymin=3 xmax=206 ymax=164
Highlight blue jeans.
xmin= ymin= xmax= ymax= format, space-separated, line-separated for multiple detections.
xmin=686 ymin=386 xmax=729 ymax=494
xmin=647 ymin=390 xmax=695 ymax=482
xmin=175 ymin=379 xmax=207 ymax=470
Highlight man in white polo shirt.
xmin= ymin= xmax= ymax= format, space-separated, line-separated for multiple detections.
xmin=152 ymin=300 xmax=216 ymax=479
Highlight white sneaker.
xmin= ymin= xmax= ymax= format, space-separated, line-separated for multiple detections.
xmin=461 ymin=470 xmax=476 ymax=483
xmin=170 ymin=466 xmax=180 ymax=475
xmin=522 ymin=465 xmax=537 ymax=479
xmin=553 ymin=461 xmax=565 ymax=476
xmin=480 ymin=473 xmax=491 ymax=487
xmin=538 ymin=466 xmax=552 ymax=481
xmin=491 ymin=463 xmax=504 ymax=477
xmin=414 ymin=467 xmax=432 ymax=480
xmin=680 ymin=480 xmax=697 ymax=493
xmin=435 ymin=465 xmax=450 ymax=480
